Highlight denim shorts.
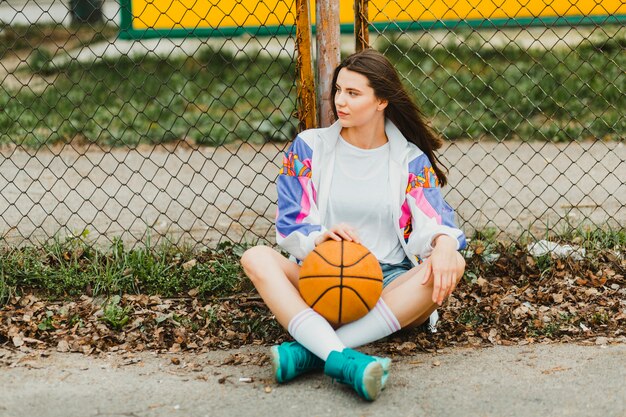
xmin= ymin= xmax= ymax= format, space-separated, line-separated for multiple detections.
xmin=380 ymin=257 xmax=414 ymax=288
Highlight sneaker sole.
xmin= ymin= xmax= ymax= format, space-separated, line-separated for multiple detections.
xmin=362 ymin=362 xmax=384 ymax=401
xmin=374 ymin=357 xmax=391 ymax=390
xmin=270 ymin=345 xmax=284 ymax=383
xmin=344 ymin=351 xmax=391 ymax=390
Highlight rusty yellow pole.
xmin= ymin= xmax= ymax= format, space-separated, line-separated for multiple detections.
xmin=295 ymin=0 xmax=317 ymax=130
xmin=354 ymin=0 xmax=369 ymax=51
xmin=316 ymin=0 xmax=341 ymax=127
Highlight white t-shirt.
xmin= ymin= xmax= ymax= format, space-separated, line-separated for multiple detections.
xmin=326 ymin=136 xmax=406 ymax=264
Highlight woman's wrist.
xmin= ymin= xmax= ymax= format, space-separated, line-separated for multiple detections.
xmin=433 ymin=234 xmax=457 ymax=250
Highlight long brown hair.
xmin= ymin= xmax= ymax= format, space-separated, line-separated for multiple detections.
xmin=330 ymin=49 xmax=449 ymax=186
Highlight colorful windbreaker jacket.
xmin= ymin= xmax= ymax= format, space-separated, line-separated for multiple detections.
xmin=276 ymin=119 xmax=466 ymax=264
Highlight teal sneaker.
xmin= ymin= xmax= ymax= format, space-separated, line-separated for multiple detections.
xmin=271 ymin=341 xmax=324 ymax=383
xmin=271 ymin=343 xmax=391 ymax=389
xmin=324 ymin=348 xmax=383 ymax=401
xmin=344 ymin=350 xmax=391 ymax=390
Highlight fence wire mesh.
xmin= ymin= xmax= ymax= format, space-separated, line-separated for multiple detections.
xmin=367 ymin=2 xmax=625 ymax=240
xmin=0 ymin=0 xmax=624 ymax=250
xmin=1 ymin=0 xmax=299 ymax=248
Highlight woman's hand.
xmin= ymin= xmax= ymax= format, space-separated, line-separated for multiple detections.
xmin=314 ymin=223 xmax=361 ymax=246
xmin=421 ymin=235 xmax=461 ymax=305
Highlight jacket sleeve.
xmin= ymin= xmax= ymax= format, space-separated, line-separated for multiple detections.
xmin=400 ymin=154 xmax=466 ymax=259
xmin=275 ymin=135 xmax=326 ymax=261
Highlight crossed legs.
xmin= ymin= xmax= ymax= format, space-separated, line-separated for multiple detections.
xmin=240 ymin=245 xmax=465 ymax=344
xmin=240 ymin=245 xmax=464 ymax=400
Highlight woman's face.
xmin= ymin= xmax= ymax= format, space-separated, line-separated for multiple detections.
xmin=334 ymin=68 xmax=387 ymax=128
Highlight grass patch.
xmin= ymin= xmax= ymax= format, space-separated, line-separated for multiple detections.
xmin=1 ymin=46 xmax=299 ymax=147
xmin=378 ymin=27 xmax=625 ymax=142
xmin=1 ymin=225 xmax=622 ymax=308
xmin=100 ymin=295 xmax=131 ymax=330
xmin=0 ymin=233 xmax=253 ymax=305
xmin=560 ymin=226 xmax=626 ymax=253
xmin=1 ymin=25 xmax=624 ymax=146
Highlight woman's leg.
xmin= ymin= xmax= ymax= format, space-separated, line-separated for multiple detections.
xmin=240 ymin=245 xmax=304 ymax=328
xmin=241 ymin=245 xmax=385 ymax=401
xmin=335 ymin=252 xmax=465 ymax=347
xmin=381 ymin=254 xmax=463 ymax=328
xmin=378 ymin=262 xmax=433 ymax=327
xmin=240 ymin=245 xmax=344 ymax=359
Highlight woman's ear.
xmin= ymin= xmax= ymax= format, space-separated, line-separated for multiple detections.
xmin=377 ymin=98 xmax=389 ymax=112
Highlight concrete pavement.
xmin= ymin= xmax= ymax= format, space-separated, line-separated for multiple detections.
xmin=1 ymin=343 xmax=624 ymax=417
xmin=0 ymin=140 xmax=623 ymax=247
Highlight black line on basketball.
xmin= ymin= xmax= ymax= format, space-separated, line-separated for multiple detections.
xmin=309 ymin=244 xmax=371 ymax=268
xmin=299 ymin=275 xmax=382 ymax=282
xmin=309 ymin=285 xmax=343 ymax=309
xmin=341 ymin=252 xmax=373 ymax=268
xmin=343 ymin=286 xmax=376 ymax=311
xmin=338 ymin=241 xmax=344 ymax=326
xmin=309 ymin=249 xmax=342 ymax=268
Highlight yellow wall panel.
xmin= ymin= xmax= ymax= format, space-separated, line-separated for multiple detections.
xmin=130 ymin=0 xmax=626 ymax=31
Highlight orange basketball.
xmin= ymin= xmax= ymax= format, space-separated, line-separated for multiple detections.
xmin=298 ymin=240 xmax=383 ymax=327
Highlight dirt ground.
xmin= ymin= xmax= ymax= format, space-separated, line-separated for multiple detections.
xmin=1 ymin=343 xmax=624 ymax=417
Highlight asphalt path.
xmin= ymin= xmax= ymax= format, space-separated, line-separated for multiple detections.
xmin=1 ymin=343 xmax=625 ymax=417
xmin=0 ymin=140 xmax=623 ymax=247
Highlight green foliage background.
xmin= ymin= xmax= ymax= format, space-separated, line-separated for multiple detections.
xmin=1 ymin=26 xmax=623 ymax=147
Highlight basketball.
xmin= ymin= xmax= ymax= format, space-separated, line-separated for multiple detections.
xmin=298 ymin=240 xmax=383 ymax=326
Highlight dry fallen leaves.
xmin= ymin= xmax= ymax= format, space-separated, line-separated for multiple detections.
xmin=0 ymin=246 xmax=624 ymax=355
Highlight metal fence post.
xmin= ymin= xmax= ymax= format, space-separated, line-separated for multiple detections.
xmin=354 ymin=0 xmax=369 ymax=51
xmin=295 ymin=0 xmax=318 ymax=130
xmin=315 ymin=0 xmax=341 ymax=127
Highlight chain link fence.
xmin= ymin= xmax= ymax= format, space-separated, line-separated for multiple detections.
xmin=367 ymin=1 xmax=625 ymax=241
xmin=0 ymin=0 xmax=624 ymax=250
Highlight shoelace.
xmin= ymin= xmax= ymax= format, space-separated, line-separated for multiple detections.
xmin=338 ymin=356 xmax=360 ymax=384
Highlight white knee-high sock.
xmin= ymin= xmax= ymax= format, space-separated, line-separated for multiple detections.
xmin=335 ymin=299 xmax=401 ymax=348
xmin=288 ymin=308 xmax=345 ymax=361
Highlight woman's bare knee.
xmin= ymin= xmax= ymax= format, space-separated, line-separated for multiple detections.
xmin=241 ymin=246 xmax=276 ymax=279
xmin=240 ymin=245 xmax=300 ymax=287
